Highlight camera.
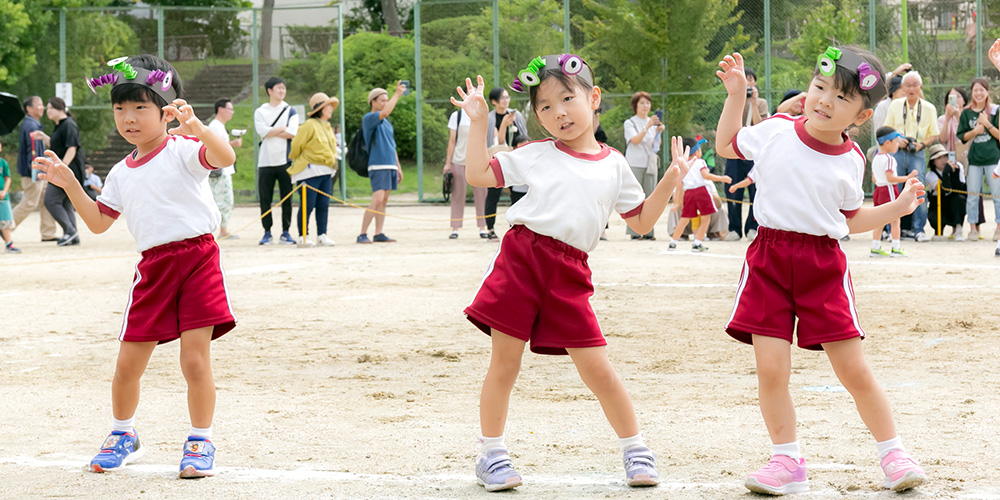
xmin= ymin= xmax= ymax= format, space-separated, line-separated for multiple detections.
xmin=746 ymin=86 xmax=754 ymax=98
xmin=231 ymin=129 xmax=247 ymax=137
xmin=905 ymin=136 xmax=918 ymax=153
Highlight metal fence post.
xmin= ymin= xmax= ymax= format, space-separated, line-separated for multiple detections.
xmin=869 ymin=0 xmax=876 ymax=53
xmin=976 ymin=0 xmax=983 ymax=77
xmin=252 ymin=8 xmax=260 ymax=202
xmin=59 ymin=9 xmax=66 ymax=82
xmin=415 ymin=0 xmax=424 ymax=202
xmin=563 ymin=0 xmax=570 ymax=53
xmin=901 ymin=0 xmax=908 ymax=62
xmin=157 ymin=7 xmax=164 ymax=60
xmin=764 ymin=0 xmax=771 ymax=106
xmin=339 ymin=5 xmax=347 ymax=202
xmin=493 ymin=0 xmax=500 ymax=90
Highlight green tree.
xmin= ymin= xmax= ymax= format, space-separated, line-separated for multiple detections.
xmin=125 ymin=0 xmax=251 ymax=59
xmin=0 ymin=0 xmax=37 ymax=85
xmin=789 ymin=3 xmax=861 ymax=66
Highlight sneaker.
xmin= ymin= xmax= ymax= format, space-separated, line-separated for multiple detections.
xmin=488 ymin=230 xmax=500 ymax=242
xmin=317 ymin=234 xmax=335 ymax=246
xmin=725 ymin=232 xmax=741 ymax=241
xmin=480 ymin=229 xmax=489 ymax=239
xmin=692 ymin=243 xmax=708 ymax=252
xmin=870 ymin=248 xmax=891 ymax=258
xmin=915 ymin=232 xmax=931 ymax=242
xmin=279 ymin=231 xmax=296 ymax=245
xmin=967 ymin=228 xmax=979 ymax=241
xmin=449 ymin=230 xmax=459 ymax=240
xmin=356 ymin=233 xmax=372 ymax=244
xmin=623 ymin=446 xmax=659 ymax=487
xmin=745 ymin=455 xmax=809 ymax=495
xmin=995 ymin=248 xmax=999 ymax=257
xmin=5 ymin=242 xmax=20 ymax=253
xmin=994 ymin=230 xmax=999 ymax=242
xmin=901 ymin=229 xmax=915 ymax=239
xmin=630 ymin=234 xmax=642 ymax=240
xmin=599 ymin=231 xmax=607 ymax=241
xmin=882 ymin=229 xmax=890 ymax=240
xmin=57 ymin=232 xmax=79 ymax=246
xmin=373 ymin=233 xmax=396 ymax=243
xmin=880 ymin=450 xmax=926 ymax=491
xmin=297 ymin=236 xmax=315 ymax=247
xmin=668 ymin=242 xmax=677 ymax=250
xmin=642 ymin=234 xmax=656 ymax=241
xmin=259 ymin=231 xmax=273 ymax=245
xmin=178 ymin=436 xmax=216 ymax=478
xmin=475 ymin=449 xmax=522 ymax=492
xmin=89 ymin=429 xmax=145 ymax=473
xmin=746 ymin=229 xmax=758 ymax=242
xmin=955 ymin=232 xmax=964 ymax=242
xmin=891 ymin=248 xmax=907 ymax=258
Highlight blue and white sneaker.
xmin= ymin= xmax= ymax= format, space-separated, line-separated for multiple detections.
xmin=89 ymin=429 xmax=144 ymax=472
xmin=179 ymin=436 xmax=216 ymax=478
xmin=278 ymin=231 xmax=297 ymax=245
xmin=476 ymin=448 xmax=522 ymax=492
xmin=623 ymin=446 xmax=659 ymax=487
xmin=259 ymin=231 xmax=273 ymax=245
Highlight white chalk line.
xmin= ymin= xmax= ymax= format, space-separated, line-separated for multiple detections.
xmin=657 ymin=249 xmax=1000 ymax=270
xmin=226 ymin=263 xmax=307 ymax=276
xmin=596 ymin=282 xmax=999 ymax=290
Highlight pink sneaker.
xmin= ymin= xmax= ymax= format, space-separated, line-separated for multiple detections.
xmin=745 ymin=455 xmax=809 ymax=495
xmin=880 ymin=450 xmax=926 ymax=491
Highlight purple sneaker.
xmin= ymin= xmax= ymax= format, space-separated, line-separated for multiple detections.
xmin=880 ymin=450 xmax=926 ymax=491
xmin=475 ymin=449 xmax=522 ymax=492
xmin=89 ymin=429 xmax=144 ymax=473
xmin=745 ymin=455 xmax=809 ymax=495
xmin=623 ymin=446 xmax=659 ymax=487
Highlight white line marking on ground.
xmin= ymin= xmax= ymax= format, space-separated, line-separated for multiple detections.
xmin=596 ymin=282 xmax=998 ymax=290
xmin=226 ymin=263 xmax=306 ymax=276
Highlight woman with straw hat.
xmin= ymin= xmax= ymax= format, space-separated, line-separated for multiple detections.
xmin=289 ymin=92 xmax=340 ymax=246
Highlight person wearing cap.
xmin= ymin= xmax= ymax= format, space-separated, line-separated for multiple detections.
xmin=870 ymin=127 xmax=918 ymax=257
xmin=207 ymin=98 xmax=242 ymax=239
xmin=288 ymin=92 xmax=340 ymax=247
xmin=774 ymin=89 xmax=804 ymax=116
xmin=925 ymin=143 xmax=966 ymax=240
xmin=357 ymin=81 xmax=406 ymax=244
xmin=882 ymin=71 xmax=939 ymax=242
xmin=254 ymin=77 xmax=299 ymax=246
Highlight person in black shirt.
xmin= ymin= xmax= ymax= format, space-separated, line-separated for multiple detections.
xmin=39 ymin=97 xmax=85 ymax=246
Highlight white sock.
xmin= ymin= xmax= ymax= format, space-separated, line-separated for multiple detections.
xmin=996 ymin=240 xmax=1000 ymax=250
xmin=876 ymin=436 xmax=904 ymax=458
xmin=111 ymin=417 xmax=134 ymax=433
xmin=619 ymin=433 xmax=646 ymax=451
xmin=892 ymin=239 xmax=901 ymax=250
xmin=480 ymin=435 xmax=506 ymax=454
xmin=693 ymin=239 xmax=703 ymax=246
xmin=772 ymin=441 xmax=801 ymax=460
xmin=670 ymin=238 xmax=678 ymax=244
xmin=872 ymin=240 xmax=881 ymax=250
xmin=189 ymin=426 xmax=213 ymax=440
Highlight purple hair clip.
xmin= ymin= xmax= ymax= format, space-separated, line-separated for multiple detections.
xmin=145 ymin=69 xmax=173 ymax=92
xmin=857 ymin=62 xmax=880 ymax=91
xmin=86 ymin=73 xmax=119 ymax=94
xmin=509 ymin=77 xmax=526 ymax=93
xmin=558 ymin=54 xmax=584 ymax=75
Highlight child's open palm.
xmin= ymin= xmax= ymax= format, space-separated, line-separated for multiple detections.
xmin=717 ymin=53 xmax=748 ymax=98
xmin=164 ymin=99 xmax=207 ymax=136
xmin=667 ymin=136 xmax=691 ymax=179
xmin=989 ymin=39 xmax=1000 ymax=73
xmin=898 ymin=177 xmax=926 ymax=214
xmin=32 ymin=150 xmax=77 ymax=190
xmin=450 ymin=76 xmax=489 ymax=122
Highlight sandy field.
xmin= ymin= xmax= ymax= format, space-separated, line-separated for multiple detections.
xmin=1 ymin=199 xmax=999 ymax=500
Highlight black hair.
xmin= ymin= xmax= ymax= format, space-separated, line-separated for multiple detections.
xmin=744 ymin=67 xmax=757 ymax=81
xmin=265 ymin=77 xmax=285 ymax=93
xmin=214 ymin=98 xmax=232 ymax=114
xmin=47 ymin=96 xmax=72 ymax=118
xmin=22 ymin=95 xmax=40 ymax=112
xmin=943 ymin=87 xmax=969 ymax=109
xmin=875 ymin=126 xmax=897 ymax=139
xmin=109 ymin=55 xmax=182 ymax=114
xmin=527 ymin=67 xmax=594 ymax=113
xmin=811 ymin=45 xmax=885 ymax=109
xmin=682 ymin=137 xmax=697 ymax=150
xmin=488 ymin=87 xmax=506 ymax=103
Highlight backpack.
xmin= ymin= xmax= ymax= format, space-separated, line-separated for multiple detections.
xmin=347 ymin=120 xmax=377 ymax=178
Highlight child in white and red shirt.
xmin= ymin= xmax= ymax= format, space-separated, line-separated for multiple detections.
xmin=668 ymin=137 xmax=731 ymax=251
xmin=716 ymin=46 xmax=928 ymax=494
xmin=34 ymin=54 xmax=235 ymax=479
xmin=871 ymin=126 xmax=918 ymax=257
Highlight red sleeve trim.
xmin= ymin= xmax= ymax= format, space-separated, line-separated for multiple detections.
xmin=620 ymin=200 xmax=644 ymax=219
xmin=488 ymin=157 xmax=505 ymax=188
xmin=840 ymin=208 xmax=859 ymax=219
xmin=731 ymin=135 xmax=746 ymax=160
xmin=97 ymin=201 xmax=121 ymax=220
xmin=199 ymin=144 xmax=217 ymax=170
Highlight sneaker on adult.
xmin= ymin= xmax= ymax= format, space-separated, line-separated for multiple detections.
xmin=745 ymin=455 xmax=809 ymax=495
xmin=57 ymin=232 xmax=78 ymax=247
xmin=870 ymin=248 xmax=891 ymax=258
xmin=891 ymin=248 xmax=907 ymax=258
xmin=480 ymin=229 xmax=489 ymax=239
xmin=356 ymin=233 xmax=373 ymax=244
xmin=373 ymin=233 xmax=396 ymax=243
xmin=179 ymin=436 xmax=216 ymax=479
xmin=488 ymin=230 xmax=500 ymax=242
xmin=5 ymin=242 xmax=20 ymax=253
xmin=623 ymin=446 xmax=659 ymax=487
xmin=259 ymin=231 xmax=273 ymax=245
xmin=90 ymin=429 xmax=145 ymax=473
xmin=967 ymin=228 xmax=979 ymax=241
xmin=279 ymin=231 xmax=297 ymax=245
xmin=449 ymin=230 xmax=459 ymax=240
xmin=880 ymin=450 xmax=926 ymax=491
xmin=994 ymin=229 xmax=999 ymax=241
xmin=915 ymin=232 xmax=931 ymax=243
xmin=317 ymin=234 xmax=335 ymax=246
xmin=641 ymin=234 xmax=656 ymax=241
xmin=725 ymin=232 xmax=741 ymax=241
xmin=746 ymin=229 xmax=757 ymax=242
xmin=297 ymin=236 xmax=315 ymax=247
xmin=475 ymin=449 xmax=522 ymax=492
xmin=901 ymin=229 xmax=915 ymax=239
xmin=955 ymin=232 xmax=964 ymax=242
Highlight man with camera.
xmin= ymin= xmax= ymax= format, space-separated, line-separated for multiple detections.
xmin=883 ymin=71 xmax=939 ymax=242
xmin=208 ymin=98 xmax=243 ymax=239
xmin=723 ymin=67 xmax=769 ymax=242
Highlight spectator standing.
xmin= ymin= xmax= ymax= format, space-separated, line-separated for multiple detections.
xmin=623 ymin=91 xmax=663 ymax=239
xmin=11 ymin=96 xmax=58 ymax=241
xmin=871 ymin=63 xmax=913 ymax=129
xmin=288 ymin=92 xmax=339 ymax=247
xmin=938 ymin=87 xmax=968 ymax=157
xmin=0 ymin=140 xmax=21 ymax=252
xmin=445 ymin=102 xmax=488 ymax=240
xmin=40 ymin=97 xmax=85 ymax=246
xmin=357 ymin=82 xmax=406 ymax=244
xmin=483 ymin=88 xmax=529 ymax=241
xmin=882 ymin=71 xmax=939 ymax=241
xmin=254 ymin=77 xmax=298 ymax=245
xmin=925 ymin=144 xmax=966 ymax=239
xmin=723 ymin=67 xmax=769 ymax=242
xmin=956 ymin=78 xmax=1000 ymax=241
xmin=83 ymin=164 xmax=102 ymax=201
xmin=208 ymin=98 xmax=242 ymax=239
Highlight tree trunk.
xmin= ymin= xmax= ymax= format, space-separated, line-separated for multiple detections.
xmin=259 ymin=0 xmax=274 ymax=60
xmin=380 ymin=0 xmax=403 ymax=34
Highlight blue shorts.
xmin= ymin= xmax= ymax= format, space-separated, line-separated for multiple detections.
xmin=369 ymin=169 xmax=398 ymax=192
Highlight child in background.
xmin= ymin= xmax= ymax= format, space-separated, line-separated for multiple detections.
xmin=870 ymin=126 xmax=918 ymax=257
xmin=83 ymin=163 xmax=103 ymax=201
xmin=668 ymin=137 xmax=731 ymax=252
xmin=994 ymin=162 xmax=1000 ymax=255
xmin=34 ymin=54 xmax=236 ymax=478
xmin=0 ymin=140 xmax=21 ymax=253
xmin=451 ymin=55 xmax=690 ymax=491
xmin=716 ymin=46 xmax=928 ymax=494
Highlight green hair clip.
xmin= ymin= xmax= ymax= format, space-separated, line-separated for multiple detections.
xmin=817 ymin=47 xmax=842 ymax=77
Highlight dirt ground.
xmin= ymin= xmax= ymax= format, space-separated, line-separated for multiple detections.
xmin=1 ymin=199 xmax=998 ymax=500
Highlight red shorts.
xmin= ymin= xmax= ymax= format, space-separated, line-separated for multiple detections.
xmin=681 ymin=186 xmax=717 ymax=219
xmin=465 ymin=225 xmax=604 ymax=355
xmin=725 ymin=227 xmax=865 ymax=350
xmin=121 ymin=234 xmax=236 ymax=343
xmin=873 ymin=185 xmax=899 ymax=206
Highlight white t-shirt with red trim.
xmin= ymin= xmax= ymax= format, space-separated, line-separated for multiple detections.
xmin=680 ymin=158 xmax=712 ymax=191
xmin=871 ymin=153 xmax=896 ymax=187
xmin=732 ymin=114 xmax=865 ymax=240
xmin=97 ymin=135 xmax=221 ymax=252
xmin=488 ymin=139 xmax=645 ymax=253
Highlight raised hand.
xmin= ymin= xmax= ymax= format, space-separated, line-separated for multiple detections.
xmin=667 ymin=136 xmax=691 ymax=179
xmin=716 ymin=53 xmax=748 ymax=98
xmin=32 ymin=150 xmax=78 ymax=189
xmin=989 ymin=39 xmax=1000 ymax=73
xmin=165 ymin=99 xmax=207 ymax=136
xmin=898 ymin=177 xmax=926 ymax=215
xmin=450 ymin=76 xmax=489 ymax=122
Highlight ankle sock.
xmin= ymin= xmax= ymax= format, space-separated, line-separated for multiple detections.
xmin=892 ymin=239 xmax=901 ymax=250
xmin=872 ymin=240 xmax=881 ymax=250
xmin=772 ymin=441 xmax=801 ymax=460
xmin=693 ymin=239 xmax=703 ymax=246
xmin=480 ymin=435 xmax=506 ymax=454
xmin=189 ymin=426 xmax=213 ymax=440
xmin=619 ymin=433 xmax=646 ymax=452
xmin=112 ymin=417 xmax=134 ymax=433
xmin=876 ymin=436 xmax=904 ymax=458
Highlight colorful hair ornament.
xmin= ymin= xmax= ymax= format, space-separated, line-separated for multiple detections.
xmin=857 ymin=62 xmax=879 ymax=91
xmin=108 ymin=56 xmax=138 ymax=80
xmin=517 ymin=56 xmax=546 ymax=88
xmin=509 ymin=77 xmax=526 ymax=93
xmin=814 ymin=46 xmax=887 ymax=103
xmin=558 ymin=54 xmax=584 ymax=75
xmin=86 ymin=73 xmax=119 ymax=94
xmin=86 ymin=55 xmax=179 ymax=103
xmin=817 ymin=46 xmax=841 ymax=77
xmin=509 ymin=54 xmax=594 ymax=93
xmin=145 ymin=69 xmax=173 ymax=92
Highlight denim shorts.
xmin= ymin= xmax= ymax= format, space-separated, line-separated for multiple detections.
xmin=369 ymin=169 xmax=398 ymax=192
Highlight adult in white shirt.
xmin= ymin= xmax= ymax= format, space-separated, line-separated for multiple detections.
xmin=444 ymin=107 xmax=488 ymax=239
xmin=208 ymin=98 xmax=243 ymax=239
xmin=623 ymin=91 xmax=663 ymax=239
xmin=254 ymin=77 xmax=298 ymax=245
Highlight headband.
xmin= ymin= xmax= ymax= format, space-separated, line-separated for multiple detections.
xmin=876 ymin=130 xmax=902 ymax=144
xmin=85 ymin=56 xmax=178 ymax=103
xmin=509 ymin=54 xmax=594 ymax=93
xmin=816 ymin=46 xmax=886 ymax=103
